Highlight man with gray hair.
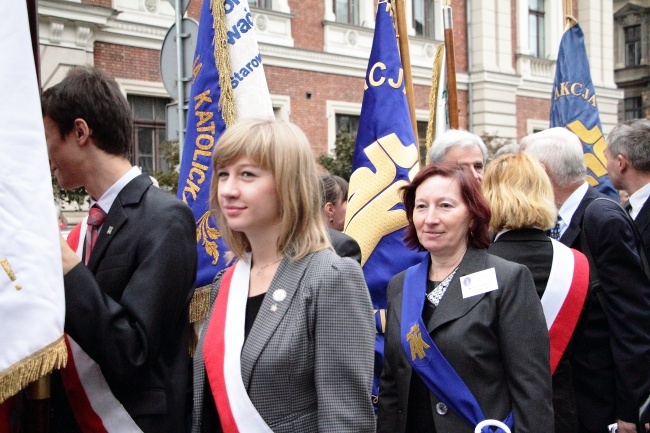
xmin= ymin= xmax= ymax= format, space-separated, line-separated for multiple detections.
xmin=605 ymin=118 xmax=650 ymax=260
xmin=427 ymin=129 xmax=487 ymax=182
xmin=522 ymin=127 xmax=650 ymax=433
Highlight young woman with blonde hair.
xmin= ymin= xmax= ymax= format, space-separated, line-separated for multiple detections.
xmin=192 ymin=118 xmax=375 ymax=433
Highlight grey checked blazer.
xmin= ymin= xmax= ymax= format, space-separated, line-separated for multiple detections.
xmin=192 ymin=248 xmax=376 ymax=432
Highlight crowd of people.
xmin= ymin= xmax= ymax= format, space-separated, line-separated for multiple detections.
xmin=39 ymin=66 xmax=650 ymax=433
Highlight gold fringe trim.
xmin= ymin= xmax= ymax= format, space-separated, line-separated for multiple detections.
xmin=189 ymin=328 xmax=199 ymax=357
xmin=188 ymin=284 xmax=210 ymax=357
xmin=189 ymin=284 xmax=212 ymax=324
xmin=211 ymin=0 xmax=236 ymax=127
xmin=425 ymin=44 xmax=445 ymax=163
xmin=0 ymin=336 xmax=68 ymax=404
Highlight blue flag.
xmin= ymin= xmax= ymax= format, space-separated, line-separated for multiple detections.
xmin=177 ymin=0 xmax=230 ymax=288
xmin=550 ymin=21 xmax=618 ymax=199
xmin=177 ymin=0 xmax=272 ymax=290
xmin=344 ymin=0 xmax=425 ymax=402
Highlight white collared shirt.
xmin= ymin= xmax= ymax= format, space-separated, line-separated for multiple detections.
xmin=628 ymin=182 xmax=650 ymax=220
xmin=493 ymin=228 xmax=511 ymax=241
xmin=557 ymin=182 xmax=589 ymax=238
xmin=91 ymin=166 xmax=141 ymax=217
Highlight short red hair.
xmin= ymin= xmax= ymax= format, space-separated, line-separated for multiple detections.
xmin=401 ymin=162 xmax=491 ymax=251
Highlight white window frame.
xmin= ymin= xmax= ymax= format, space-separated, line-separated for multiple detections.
xmin=517 ymin=0 xmax=562 ymax=60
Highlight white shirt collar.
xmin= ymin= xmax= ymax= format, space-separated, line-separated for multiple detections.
xmin=493 ymin=228 xmax=511 ymax=241
xmin=92 ymin=166 xmax=142 ymax=213
xmin=557 ymin=181 xmax=589 ymax=237
xmin=628 ymin=182 xmax=650 ymax=220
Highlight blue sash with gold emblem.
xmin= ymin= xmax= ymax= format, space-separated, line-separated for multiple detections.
xmin=400 ymin=255 xmax=514 ymax=433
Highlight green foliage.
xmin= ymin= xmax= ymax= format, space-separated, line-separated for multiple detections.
xmin=152 ymin=140 xmax=180 ymax=194
xmin=318 ymin=131 xmax=356 ymax=182
xmin=51 ymin=173 xmax=88 ymax=210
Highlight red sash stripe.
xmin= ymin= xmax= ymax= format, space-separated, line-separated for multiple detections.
xmin=61 ymin=335 xmax=109 ymax=433
xmin=548 ymin=249 xmax=589 ymax=373
xmin=203 ymin=266 xmax=240 ymax=433
xmin=66 ymin=222 xmax=82 ymax=254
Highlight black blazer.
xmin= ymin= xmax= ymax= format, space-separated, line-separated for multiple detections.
xmin=377 ymin=248 xmax=553 ymax=433
xmin=560 ymin=186 xmax=650 ymax=429
xmin=326 ymin=227 xmax=362 ymax=263
xmin=634 ymin=198 xmax=650 ymax=262
xmin=488 ymin=228 xmax=579 ymax=433
xmin=53 ymin=174 xmax=198 ymax=433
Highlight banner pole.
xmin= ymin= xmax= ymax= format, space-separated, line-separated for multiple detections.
xmin=393 ymin=0 xmax=419 ymax=140
xmin=443 ymin=5 xmax=459 ymax=129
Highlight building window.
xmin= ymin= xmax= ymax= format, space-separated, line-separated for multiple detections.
xmin=413 ymin=0 xmax=435 ymax=39
xmin=334 ymin=0 xmax=359 ymax=26
xmin=128 ymin=95 xmax=170 ymax=174
xmin=528 ymin=0 xmax=545 ymax=58
xmin=625 ymin=25 xmax=642 ymax=66
xmin=335 ymin=113 xmax=360 ymax=137
xmin=624 ymin=96 xmax=643 ymax=120
xmin=249 ymin=0 xmax=273 ymax=9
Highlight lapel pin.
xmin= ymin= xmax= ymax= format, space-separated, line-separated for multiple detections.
xmin=106 ymin=226 xmax=113 ymax=234
xmin=270 ymin=304 xmax=278 ymax=313
xmin=272 ymin=289 xmax=287 ymax=302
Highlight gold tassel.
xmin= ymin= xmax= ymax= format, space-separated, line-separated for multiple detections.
xmin=0 ymin=336 xmax=68 ymax=404
xmin=211 ymin=0 xmax=236 ymax=127
xmin=425 ymin=43 xmax=445 ymax=163
xmin=564 ymin=15 xmax=578 ymax=31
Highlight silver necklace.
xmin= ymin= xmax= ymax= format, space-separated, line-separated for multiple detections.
xmin=253 ymin=258 xmax=282 ymax=276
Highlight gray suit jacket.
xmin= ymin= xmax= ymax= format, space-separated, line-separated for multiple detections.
xmin=377 ymin=248 xmax=553 ymax=433
xmin=192 ymin=249 xmax=376 ymax=432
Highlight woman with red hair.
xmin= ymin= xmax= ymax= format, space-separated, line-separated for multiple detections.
xmin=377 ymin=163 xmax=553 ymax=433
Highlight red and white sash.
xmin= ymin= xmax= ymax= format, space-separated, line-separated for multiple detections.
xmin=61 ymin=220 xmax=142 ymax=433
xmin=203 ymin=259 xmax=273 ymax=433
xmin=542 ymin=239 xmax=589 ymax=373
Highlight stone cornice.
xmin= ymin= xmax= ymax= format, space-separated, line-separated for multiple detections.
xmin=38 ymin=1 xmax=117 ymax=26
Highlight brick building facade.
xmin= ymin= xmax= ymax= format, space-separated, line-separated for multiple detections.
xmin=38 ymin=0 xmax=622 ymax=172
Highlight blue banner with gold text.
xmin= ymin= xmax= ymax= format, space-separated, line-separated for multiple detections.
xmin=177 ymin=0 xmax=229 ymax=288
xmin=344 ymin=0 xmax=425 ymax=403
xmin=550 ymin=21 xmax=618 ymax=199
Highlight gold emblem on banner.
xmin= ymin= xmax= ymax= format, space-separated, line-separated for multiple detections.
xmin=345 ymin=133 xmax=419 ymax=266
xmin=197 ymin=211 xmax=221 ymax=264
xmin=407 ymin=324 xmax=430 ymax=361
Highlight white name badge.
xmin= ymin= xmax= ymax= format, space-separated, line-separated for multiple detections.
xmin=460 ymin=268 xmax=499 ymax=299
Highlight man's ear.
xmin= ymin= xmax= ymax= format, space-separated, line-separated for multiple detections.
xmin=71 ymin=118 xmax=91 ymax=146
xmin=538 ymin=162 xmax=548 ymax=175
xmin=618 ymin=154 xmax=630 ymax=174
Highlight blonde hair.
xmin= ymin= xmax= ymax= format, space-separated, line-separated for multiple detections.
xmin=483 ymin=152 xmax=557 ymax=232
xmin=209 ymin=118 xmax=330 ymax=260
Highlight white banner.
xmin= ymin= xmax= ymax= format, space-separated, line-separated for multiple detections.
xmin=225 ymin=0 xmax=274 ymax=119
xmin=0 ymin=1 xmax=67 ymax=403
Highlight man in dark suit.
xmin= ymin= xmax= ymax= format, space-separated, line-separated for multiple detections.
xmin=43 ymin=67 xmax=197 ymax=432
xmin=605 ymin=118 xmax=650 ymax=261
xmin=523 ymin=127 xmax=650 ymax=433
